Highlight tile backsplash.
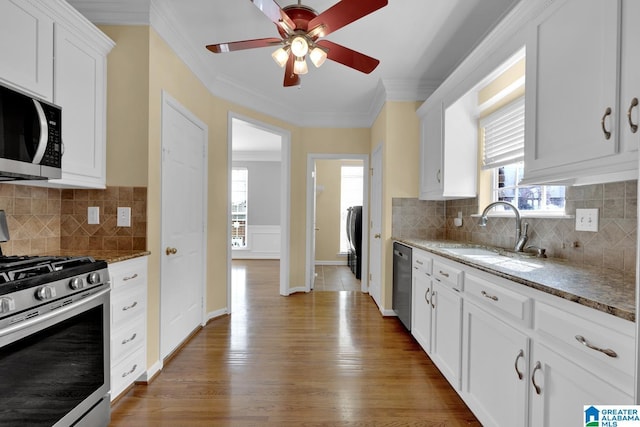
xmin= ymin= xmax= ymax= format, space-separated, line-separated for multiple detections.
xmin=0 ymin=184 xmax=147 ymax=255
xmin=393 ymin=180 xmax=637 ymax=272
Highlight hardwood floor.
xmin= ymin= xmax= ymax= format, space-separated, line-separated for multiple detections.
xmin=110 ymin=260 xmax=480 ymax=426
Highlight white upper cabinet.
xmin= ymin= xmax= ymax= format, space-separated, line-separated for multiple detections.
xmin=524 ymin=0 xmax=637 ymax=184
xmin=619 ymin=0 xmax=640 ymax=154
xmin=419 ymin=102 xmax=444 ymax=199
xmin=0 ymin=0 xmax=54 ymax=100
xmin=52 ymin=24 xmax=109 ymax=188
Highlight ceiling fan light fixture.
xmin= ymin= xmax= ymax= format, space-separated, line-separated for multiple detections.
xmin=290 ymin=35 xmax=309 ymax=57
xmin=293 ymin=57 xmax=309 ymax=75
xmin=271 ymin=46 xmax=290 ymax=68
xmin=309 ymin=46 xmax=328 ymax=68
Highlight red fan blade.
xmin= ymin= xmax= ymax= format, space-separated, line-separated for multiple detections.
xmin=206 ymin=38 xmax=282 ymax=53
xmin=316 ymin=40 xmax=380 ymax=74
xmin=283 ymin=54 xmax=300 ymax=87
xmin=308 ymin=0 xmax=388 ymax=38
xmin=250 ymin=0 xmax=296 ymax=33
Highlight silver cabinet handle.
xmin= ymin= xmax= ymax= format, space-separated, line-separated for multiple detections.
xmin=123 ymin=273 xmax=139 ymax=281
xmin=122 ymin=364 xmax=137 ymax=378
xmin=601 ymin=107 xmax=612 ymax=140
xmin=416 ymin=260 xmax=424 ymax=265
xmin=481 ymin=290 xmax=499 ymax=301
xmin=436 ymin=169 xmax=441 ymax=183
xmin=122 ymin=301 xmax=138 ymax=311
xmin=438 ymin=270 xmax=449 ymax=278
xmin=575 ymin=335 xmax=618 ymax=358
xmin=424 ymin=288 xmax=430 ymax=305
xmin=514 ymin=349 xmax=524 ymax=380
xmin=531 ymin=361 xmax=542 ymax=395
xmin=431 ymin=291 xmax=436 ymax=309
xmin=628 ymin=97 xmax=638 ymax=133
xmin=122 ymin=333 xmax=137 ymax=345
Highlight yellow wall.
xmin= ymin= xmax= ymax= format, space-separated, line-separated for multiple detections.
xmin=101 ymin=25 xmax=372 ymax=369
xmin=370 ymin=101 xmax=421 ymax=310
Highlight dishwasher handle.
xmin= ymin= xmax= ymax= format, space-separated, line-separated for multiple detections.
xmin=394 ymin=250 xmax=407 ymax=258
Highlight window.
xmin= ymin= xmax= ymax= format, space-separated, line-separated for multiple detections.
xmin=339 ymin=165 xmax=364 ymax=253
xmin=481 ymin=97 xmax=565 ymax=212
xmin=231 ymin=168 xmax=248 ymax=248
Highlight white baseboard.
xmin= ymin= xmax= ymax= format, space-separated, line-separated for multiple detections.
xmin=381 ymin=308 xmax=397 ymax=317
xmin=287 ymin=286 xmax=308 ymax=295
xmin=314 ymin=260 xmax=348 ymax=266
xmin=142 ymin=360 xmax=162 ymax=383
xmin=207 ymin=308 xmax=228 ymax=322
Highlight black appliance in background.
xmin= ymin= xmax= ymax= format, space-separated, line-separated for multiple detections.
xmin=346 ymin=205 xmax=362 ymax=279
xmin=393 ymin=242 xmax=412 ymax=331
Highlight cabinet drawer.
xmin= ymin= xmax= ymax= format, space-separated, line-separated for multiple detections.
xmin=111 ymin=348 xmax=145 ymax=401
xmin=433 ymin=260 xmax=463 ymax=291
xmin=465 ymin=274 xmax=531 ymax=325
xmin=413 ymin=251 xmax=433 ymax=275
xmin=535 ymin=302 xmax=635 ymax=379
xmin=111 ymin=319 xmax=145 ymax=363
xmin=112 ymin=285 xmax=146 ymax=328
xmin=109 ymin=258 xmax=147 ymax=291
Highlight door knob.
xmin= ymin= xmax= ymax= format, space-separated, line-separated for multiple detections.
xmin=165 ymin=247 xmax=178 ymax=256
xmin=374 ymin=233 xmax=381 ymax=239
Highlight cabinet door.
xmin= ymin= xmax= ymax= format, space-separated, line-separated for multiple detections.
xmin=524 ymin=0 xmax=621 ymax=180
xmin=411 ymin=270 xmax=432 ymax=353
xmin=53 ymin=24 xmax=107 ymax=188
xmin=419 ymin=102 xmax=444 ymax=200
xmin=461 ymin=301 xmax=528 ymax=427
xmin=619 ymin=0 xmax=640 ymax=153
xmin=529 ymin=342 xmax=632 ymax=427
xmin=430 ymin=281 xmax=462 ymax=389
xmin=0 ymin=0 xmax=53 ymax=100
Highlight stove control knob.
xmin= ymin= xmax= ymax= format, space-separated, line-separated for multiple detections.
xmin=69 ymin=277 xmax=85 ymax=290
xmin=35 ymin=286 xmax=57 ymax=301
xmin=87 ymin=272 xmax=101 ymax=285
xmin=0 ymin=297 xmax=15 ymax=314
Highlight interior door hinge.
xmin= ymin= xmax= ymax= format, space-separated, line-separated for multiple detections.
xmin=370 ymin=168 xmax=374 ymax=176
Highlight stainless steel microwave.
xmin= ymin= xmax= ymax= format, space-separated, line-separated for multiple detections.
xmin=0 ymin=83 xmax=62 ymax=181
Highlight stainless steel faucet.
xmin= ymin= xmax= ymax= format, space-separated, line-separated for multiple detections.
xmin=479 ymin=201 xmax=528 ymax=252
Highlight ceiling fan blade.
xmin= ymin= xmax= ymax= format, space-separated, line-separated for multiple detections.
xmin=283 ymin=55 xmax=300 ymax=87
xmin=308 ymin=0 xmax=388 ymax=38
xmin=316 ymin=40 xmax=380 ymax=74
xmin=206 ymin=38 xmax=282 ymax=53
xmin=250 ymin=0 xmax=296 ymax=34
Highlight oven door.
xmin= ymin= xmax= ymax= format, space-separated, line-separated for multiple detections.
xmin=0 ymin=288 xmax=110 ymax=427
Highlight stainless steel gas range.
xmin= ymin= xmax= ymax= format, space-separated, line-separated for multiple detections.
xmin=0 ymin=255 xmax=110 ymax=427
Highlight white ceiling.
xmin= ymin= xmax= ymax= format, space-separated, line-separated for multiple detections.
xmin=67 ymin=0 xmax=520 ymax=127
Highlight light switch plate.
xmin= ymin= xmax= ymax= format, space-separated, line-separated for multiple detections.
xmin=117 ymin=207 xmax=131 ymax=227
xmin=87 ymin=207 xmax=99 ymax=225
xmin=575 ymin=208 xmax=599 ymax=232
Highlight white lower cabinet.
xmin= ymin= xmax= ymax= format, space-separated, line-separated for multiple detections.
xmin=529 ymin=342 xmax=632 ymax=427
xmin=109 ymin=256 xmax=148 ymax=401
xmin=405 ymin=244 xmax=635 ymax=427
xmin=461 ymin=301 xmax=529 ymax=427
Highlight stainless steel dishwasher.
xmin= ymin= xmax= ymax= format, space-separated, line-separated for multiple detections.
xmin=393 ymin=242 xmax=412 ymax=331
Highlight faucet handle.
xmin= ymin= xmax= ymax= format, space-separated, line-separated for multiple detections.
xmin=526 ymin=245 xmax=547 ymax=258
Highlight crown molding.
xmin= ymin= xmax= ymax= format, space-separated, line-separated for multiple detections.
xmin=66 ymin=0 xmax=151 ymax=25
xmin=382 ymin=79 xmax=440 ymax=102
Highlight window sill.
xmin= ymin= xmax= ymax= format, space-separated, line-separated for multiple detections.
xmin=470 ymin=212 xmax=574 ymax=220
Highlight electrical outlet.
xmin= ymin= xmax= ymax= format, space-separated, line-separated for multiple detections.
xmin=117 ymin=207 xmax=131 ymax=227
xmin=87 ymin=207 xmax=99 ymax=225
xmin=575 ymin=208 xmax=599 ymax=232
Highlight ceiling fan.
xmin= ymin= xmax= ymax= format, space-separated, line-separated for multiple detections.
xmin=206 ymin=0 xmax=388 ymax=87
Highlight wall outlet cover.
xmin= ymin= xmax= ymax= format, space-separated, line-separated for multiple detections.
xmin=575 ymin=208 xmax=599 ymax=232
xmin=88 ymin=207 xmax=99 ymax=225
xmin=117 ymin=207 xmax=131 ymax=227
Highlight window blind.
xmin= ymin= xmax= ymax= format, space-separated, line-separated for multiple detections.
xmin=480 ymin=96 xmax=525 ymax=170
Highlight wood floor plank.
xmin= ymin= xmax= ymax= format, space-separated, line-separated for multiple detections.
xmin=110 ymin=260 xmax=480 ymax=426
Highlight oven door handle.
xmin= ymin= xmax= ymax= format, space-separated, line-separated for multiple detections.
xmin=0 ymin=288 xmax=109 ymax=338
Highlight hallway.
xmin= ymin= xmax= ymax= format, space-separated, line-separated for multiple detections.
xmin=110 ymin=260 xmax=479 ymax=426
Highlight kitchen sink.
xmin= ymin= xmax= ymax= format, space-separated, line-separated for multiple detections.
xmin=440 ymin=247 xmax=501 ymax=257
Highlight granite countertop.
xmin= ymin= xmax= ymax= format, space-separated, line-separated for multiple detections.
xmin=45 ymin=250 xmax=151 ymax=264
xmin=394 ymin=237 xmax=636 ymax=322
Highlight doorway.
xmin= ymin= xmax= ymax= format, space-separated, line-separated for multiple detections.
xmin=228 ymin=114 xmax=291 ymax=310
xmin=305 ymin=154 xmax=370 ymax=293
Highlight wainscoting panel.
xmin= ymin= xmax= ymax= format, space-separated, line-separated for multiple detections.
xmin=232 ymin=225 xmax=280 ymax=259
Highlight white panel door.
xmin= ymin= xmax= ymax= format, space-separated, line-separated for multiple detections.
xmin=161 ymin=93 xmax=207 ymax=359
xmin=368 ymin=145 xmax=383 ymax=308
